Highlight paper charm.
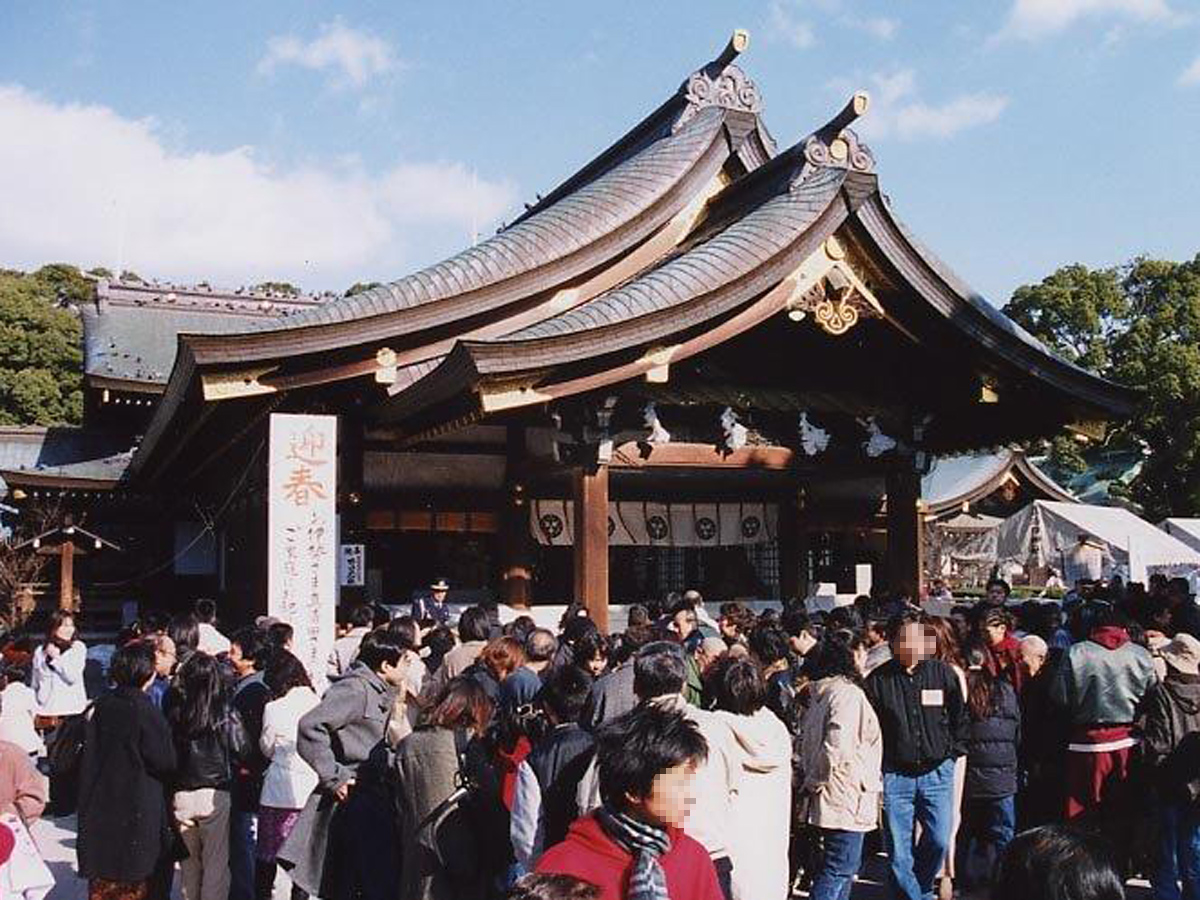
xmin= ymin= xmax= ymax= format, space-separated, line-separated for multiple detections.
xmin=643 ymin=403 xmax=672 ymax=444
xmin=798 ymin=411 xmax=830 ymax=456
xmin=720 ymin=407 xmax=748 ymax=451
xmin=859 ymin=416 xmax=897 ymax=457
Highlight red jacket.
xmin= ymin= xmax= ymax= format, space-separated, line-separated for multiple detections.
xmin=536 ymin=813 xmax=723 ymax=900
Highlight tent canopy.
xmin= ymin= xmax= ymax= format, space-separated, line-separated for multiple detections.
xmin=1161 ymin=519 xmax=1200 ymax=555
xmin=998 ymin=500 xmax=1200 ymax=583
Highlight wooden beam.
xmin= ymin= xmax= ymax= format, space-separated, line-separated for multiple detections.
xmin=572 ymin=465 xmax=610 ymax=633
xmin=610 ymin=442 xmax=796 ymax=470
xmin=885 ymin=466 xmax=924 ymax=601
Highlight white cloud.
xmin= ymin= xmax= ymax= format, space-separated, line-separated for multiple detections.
xmin=258 ymin=19 xmax=397 ymax=88
xmin=1181 ymin=54 xmax=1200 ymax=85
xmin=854 ymin=69 xmax=1009 ymax=141
xmin=1000 ymin=0 xmax=1176 ymax=39
xmin=767 ymin=0 xmax=816 ymax=49
xmin=0 ymin=85 xmax=517 ymax=289
xmin=848 ymin=16 xmax=899 ymax=40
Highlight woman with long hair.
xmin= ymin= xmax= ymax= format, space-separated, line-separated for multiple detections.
xmin=957 ymin=644 xmax=1020 ymax=892
xmin=256 ymin=650 xmax=319 ymax=900
xmin=165 ymin=652 xmax=247 ymax=900
xmin=394 ymin=676 xmax=506 ymax=900
xmin=923 ymin=614 xmax=970 ymax=900
xmin=796 ymin=632 xmax=884 ymax=900
xmin=31 ymin=609 xmax=87 ymax=722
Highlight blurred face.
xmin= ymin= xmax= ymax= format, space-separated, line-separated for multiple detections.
xmin=155 ymin=637 xmax=177 ymax=677
xmin=892 ymin=622 xmax=931 ymax=669
xmin=432 ymin=589 xmax=448 ymax=604
xmin=1019 ymin=645 xmax=1046 ymax=677
xmin=987 ymin=585 xmax=1008 ymax=605
xmin=719 ymin=617 xmax=739 ymax=641
xmin=54 ymin=616 xmax=76 ymax=643
xmin=229 ymin=642 xmax=254 ymax=676
xmin=628 ymin=759 xmax=699 ymax=830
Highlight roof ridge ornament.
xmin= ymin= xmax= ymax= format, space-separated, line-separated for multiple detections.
xmin=804 ymin=92 xmax=875 ymax=173
xmin=678 ymin=30 xmax=762 ymax=126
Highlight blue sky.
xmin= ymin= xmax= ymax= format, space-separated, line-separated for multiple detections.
xmin=1 ymin=0 xmax=1198 ymax=306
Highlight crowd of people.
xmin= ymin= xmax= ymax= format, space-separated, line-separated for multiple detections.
xmin=0 ymin=574 xmax=1197 ymax=900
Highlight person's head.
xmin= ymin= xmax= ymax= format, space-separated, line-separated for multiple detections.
xmin=751 ymin=620 xmax=792 ymax=668
xmin=986 ymin=578 xmax=1012 ymax=606
xmin=924 ymin=614 xmax=965 ymax=669
xmin=357 ymin=628 xmax=414 ymax=688
xmin=1142 ymin=595 xmax=1174 ymax=634
xmin=480 ymin=636 xmax=526 ymax=681
xmin=863 ymin=615 xmax=888 ymax=648
xmin=890 ymin=611 xmax=932 ymax=669
xmin=709 ymin=656 xmax=766 ymax=715
xmin=424 ymin=626 xmax=456 ymax=671
xmin=421 ymin=675 xmax=493 ymax=737
xmin=540 ymin=666 xmax=593 ymax=726
xmin=346 ymin=603 xmax=374 ymax=631
xmin=780 ymin=607 xmax=819 ymax=656
xmin=506 ymin=873 xmax=600 ymax=900
xmin=626 ymin=605 xmax=651 ymax=630
xmin=168 ymin=651 xmax=228 ymax=736
xmin=45 ymin=610 xmax=76 ymax=647
xmin=266 ymin=621 xmax=294 ymax=651
xmin=386 ymin=615 xmax=420 ymax=649
xmin=430 ymin=577 xmax=449 ymax=604
xmin=151 ymin=633 xmax=177 ymax=678
xmin=562 ymin=614 xmax=599 ymax=649
xmin=718 ymin=602 xmax=752 ymax=643
xmin=573 ymin=631 xmax=609 ymax=678
xmin=194 ymin=598 xmax=218 ymax=625
xmin=168 ymin=613 xmax=200 ymax=657
xmin=595 ymin=705 xmax=708 ymax=829
xmin=1019 ymin=634 xmax=1049 ymax=678
xmin=633 ymin=641 xmax=687 ymax=701
xmin=1167 ymin=578 xmax=1193 ymax=606
xmin=458 ymin=606 xmax=492 ymax=643
xmin=669 ymin=602 xmax=698 ymax=642
xmin=505 ymin=615 xmax=536 ymax=645
xmin=964 ymin=644 xmax=1001 ymax=721
xmin=524 ymin=628 xmax=558 ymax=670
xmin=263 ymin=649 xmax=313 ymax=698
xmin=681 ymin=589 xmax=703 ymax=609
xmin=981 ymin=606 xmax=1012 ymax=648
xmin=1159 ymin=633 xmax=1200 ymax=680
xmin=229 ymin=626 xmax=267 ymax=677
xmin=992 ymin=825 xmax=1125 ymax=900
xmin=804 ymin=631 xmax=865 ymax=684
xmin=110 ymin=641 xmax=157 ymax=691
xmin=695 ymin=636 xmax=727 ymax=675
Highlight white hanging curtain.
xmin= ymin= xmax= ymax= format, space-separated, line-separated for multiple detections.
xmin=530 ymin=500 xmax=777 ymax=547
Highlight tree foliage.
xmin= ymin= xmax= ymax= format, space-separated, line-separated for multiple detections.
xmin=344 ymin=281 xmax=381 ymax=297
xmin=254 ymin=281 xmax=301 ymax=296
xmin=1004 ymin=255 xmax=1200 ymax=519
xmin=0 ymin=265 xmax=85 ymax=426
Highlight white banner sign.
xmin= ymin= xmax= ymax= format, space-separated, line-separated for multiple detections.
xmin=531 ymin=500 xmax=778 ymax=547
xmin=339 ymin=544 xmax=365 ymax=587
xmin=268 ymin=413 xmax=337 ymax=689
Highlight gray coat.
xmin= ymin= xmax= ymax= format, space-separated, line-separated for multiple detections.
xmin=277 ymin=663 xmax=393 ymax=896
xmin=580 ymin=662 xmax=636 ymax=731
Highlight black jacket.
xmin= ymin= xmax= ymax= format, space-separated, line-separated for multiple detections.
xmin=77 ymin=687 xmax=177 ymax=882
xmin=1141 ymin=671 xmax=1200 ymax=800
xmin=231 ymin=674 xmax=270 ymax=810
xmin=865 ymin=658 xmax=969 ymax=775
xmin=527 ymin=723 xmax=595 ymax=850
xmin=965 ymin=680 xmax=1021 ymax=800
xmin=170 ymin=708 xmax=250 ymax=792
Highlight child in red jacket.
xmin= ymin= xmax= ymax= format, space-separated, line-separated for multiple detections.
xmin=535 ymin=705 xmax=723 ymax=900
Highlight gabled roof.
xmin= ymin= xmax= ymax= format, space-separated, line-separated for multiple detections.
xmin=922 ymin=449 xmax=1076 ymax=515
xmin=0 ymin=427 xmax=133 ymax=495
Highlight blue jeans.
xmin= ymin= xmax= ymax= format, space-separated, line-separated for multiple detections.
xmin=229 ymin=808 xmax=257 ymax=900
xmin=809 ymin=829 xmax=866 ymax=900
xmin=1154 ymin=800 xmax=1200 ymax=900
xmin=883 ymin=758 xmax=956 ymax=900
xmin=956 ymin=795 xmax=1015 ymax=889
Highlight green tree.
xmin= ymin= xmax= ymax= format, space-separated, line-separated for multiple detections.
xmin=1005 ymin=256 xmax=1200 ymax=519
xmin=0 ymin=268 xmax=84 ymax=425
xmin=254 ymin=281 xmax=301 ymax=296
xmin=344 ymin=281 xmax=381 ymax=297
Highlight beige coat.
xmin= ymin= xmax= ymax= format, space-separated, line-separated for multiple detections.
xmin=797 ymin=675 xmax=882 ymax=832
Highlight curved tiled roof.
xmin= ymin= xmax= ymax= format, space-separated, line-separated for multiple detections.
xmin=259 ymin=107 xmax=730 ymax=332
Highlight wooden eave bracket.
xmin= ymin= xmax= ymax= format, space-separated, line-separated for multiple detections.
xmin=201 ymin=365 xmax=279 ymax=401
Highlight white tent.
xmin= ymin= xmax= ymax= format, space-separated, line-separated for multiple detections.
xmin=1160 ymin=519 xmax=1200 ymax=555
xmin=996 ymin=500 xmax=1200 ymax=584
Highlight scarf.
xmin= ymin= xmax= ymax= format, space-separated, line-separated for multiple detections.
xmin=1090 ymin=625 xmax=1130 ymax=651
xmin=596 ymin=806 xmax=671 ymax=900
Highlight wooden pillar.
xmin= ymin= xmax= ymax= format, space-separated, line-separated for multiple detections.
xmin=59 ymin=541 xmax=74 ymax=611
xmin=886 ymin=466 xmax=924 ymax=601
xmin=501 ymin=427 xmax=533 ymax=609
xmin=338 ymin=415 xmax=366 ymax=605
xmin=778 ymin=492 xmax=800 ymax=602
xmin=572 ymin=465 xmax=610 ymax=633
